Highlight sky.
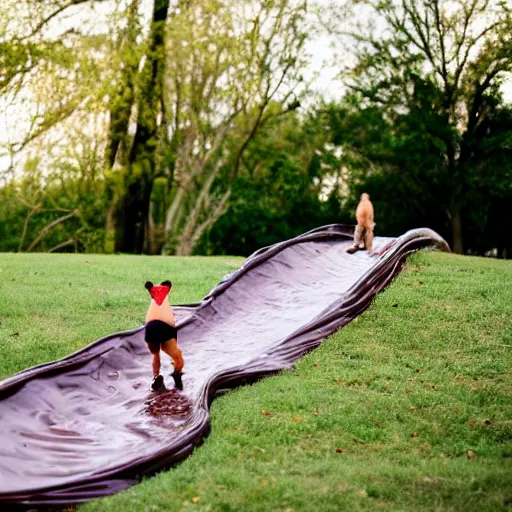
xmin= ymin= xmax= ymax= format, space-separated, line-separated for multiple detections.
xmin=1 ymin=0 xmax=511 ymax=174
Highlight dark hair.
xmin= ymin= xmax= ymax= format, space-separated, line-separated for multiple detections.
xmin=144 ymin=281 xmax=154 ymax=290
xmin=161 ymin=280 xmax=172 ymax=288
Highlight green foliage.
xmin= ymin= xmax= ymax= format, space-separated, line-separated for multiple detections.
xmin=160 ymin=0 xmax=310 ymax=255
xmin=0 ymin=183 xmax=26 ymax=251
xmin=196 ymin=112 xmax=343 ymax=256
xmin=1 ymin=0 xmax=511 ymax=257
xmin=328 ymin=0 xmax=512 ymax=254
xmin=320 ymin=91 xmax=512 ymax=255
xmin=0 ymin=136 xmax=108 ymax=253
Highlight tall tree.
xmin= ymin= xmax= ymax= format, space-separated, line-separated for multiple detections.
xmin=0 ymin=0 xmax=124 ymax=251
xmin=159 ymin=0 xmax=308 ymax=255
xmin=195 ymin=110 xmax=343 ymax=256
xmin=105 ymin=0 xmax=171 ymax=254
xmin=328 ymin=0 xmax=512 ymax=252
xmin=0 ymin=0 xmax=115 ymax=159
xmin=0 ymin=0 xmax=171 ymax=254
xmin=1 ymin=0 xmax=312 ymax=255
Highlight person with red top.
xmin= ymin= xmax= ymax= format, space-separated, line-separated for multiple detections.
xmin=144 ymin=280 xmax=184 ymax=391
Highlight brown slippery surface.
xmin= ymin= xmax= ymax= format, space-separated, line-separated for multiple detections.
xmin=0 ymin=225 xmax=449 ymax=508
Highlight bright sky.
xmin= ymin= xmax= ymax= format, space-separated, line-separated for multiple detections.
xmin=0 ymin=0 xmax=511 ymax=174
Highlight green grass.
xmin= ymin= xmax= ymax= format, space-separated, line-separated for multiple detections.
xmin=0 ymin=253 xmax=242 ymax=379
xmin=1 ymin=251 xmax=511 ymax=511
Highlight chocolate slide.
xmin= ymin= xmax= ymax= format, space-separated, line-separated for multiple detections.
xmin=0 ymin=225 xmax=449 ymax=508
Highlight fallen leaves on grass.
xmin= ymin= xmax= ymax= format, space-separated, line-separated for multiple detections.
xmin=468 ymin=419 xmax=493 ymax=427
xmin=191 ymin=496 xmax=200 ymax=504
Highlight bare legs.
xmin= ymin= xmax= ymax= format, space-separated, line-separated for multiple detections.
xmin=363 ymin=225 xmax=374 ymax=252
xmin=162 ymin=338 xmax=184 ymax=389
xmin=151 ymin=353 xmax=160 ymax=378
xmin=146 ymin=338 xmax=184 ymax=390
xmin=161 ymin=338 xmax=184 ymax=372
xmin=347 ymin=224 xmax=374 ymax=253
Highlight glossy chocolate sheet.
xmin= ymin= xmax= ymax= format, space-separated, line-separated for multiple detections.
xmin=0 ymin=225 xmax=449 ymax=508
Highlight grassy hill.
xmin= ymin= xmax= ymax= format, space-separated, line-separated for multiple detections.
xmin=0 ymin=251 xmax=511 ymax=511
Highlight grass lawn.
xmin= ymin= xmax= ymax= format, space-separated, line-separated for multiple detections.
xmin=1 ymin=251 xmax=511 ymax=511
xmin=0 ymin=253 xmax=242 ymax=379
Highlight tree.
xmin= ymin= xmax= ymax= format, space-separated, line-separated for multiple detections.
xmin=462 ymin=101 xmax=512 ymax=257
xmin=1 ymin=0 xmax=313 ymax=255
xmin=0 ymin=0 xmax=115 ymax=164
xmin=159 ymin=0 xmax=308 ymax=255
xmin=0 ymin=0 xmax=139 ymax=251
xmin=328 ymin=0 xmax=512 ymax=253
xmin=1 ymin=126 xmax=108 ymax=253
xmin=105 ymin=0 xmax=171 ymax=254
xmin=0 ymin=0 xmax=174 ymax=254
xmin=103 ymin=0 xmax=309 ymax=255
xmin=195 ymin=110 xmax=343 ymax=256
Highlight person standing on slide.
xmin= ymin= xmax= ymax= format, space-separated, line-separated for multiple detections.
xmin=144 ymin=281 xmax=184 ymax=391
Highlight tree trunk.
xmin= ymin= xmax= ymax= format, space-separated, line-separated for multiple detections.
xmin=104 ymin=199 xmax=120 ymax=253
xmin=110 ymin=0 xmax=170 ymax=254
xmin=162 ymin=184 xmax=186 ymax=254
xmin=176 ymin=238 xmax=193 ymax=256
xmin=176 ymin=187 xmax=231 ymax=256
xmin=106 ymin=0 xmax=140 ymax=168
xmin=189 ymin=188 xmax=231 ymax=252
xmin=451 ymin=206 xmax=463 ymax=254
xmin=174 ymin=160 xmax=229 ymax=256
xmin=145 ymin=201 xmax=156 ymax=254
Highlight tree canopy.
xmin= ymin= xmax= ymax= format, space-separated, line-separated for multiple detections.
xmin=326 ymin=0 xmax=512 ymax=253
xmin=1 ymin=0 xmax=511 ymax=257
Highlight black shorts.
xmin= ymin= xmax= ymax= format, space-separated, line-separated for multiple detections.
xmin=145 ymin=320 xmax=178 ymax=351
